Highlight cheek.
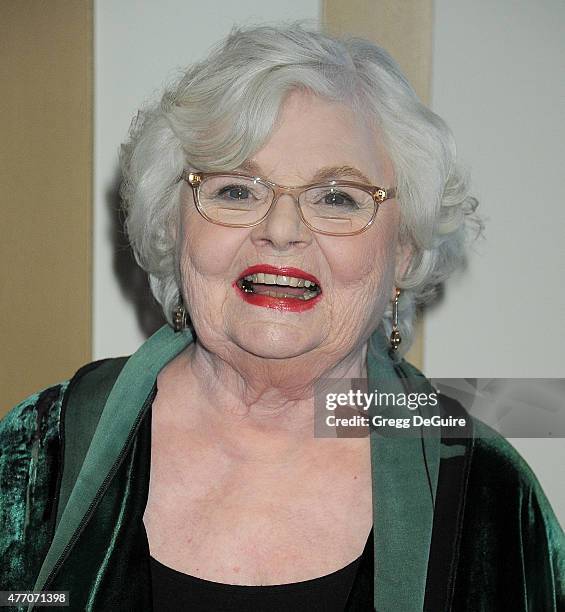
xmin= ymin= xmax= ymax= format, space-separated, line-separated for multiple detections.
xmin=177 ymin=209 xmax=248 ymax=324
xmin=178 ymin=207 xmax=243 ymax=278
xmin=322 ymin=213 xmax=399 ymax=288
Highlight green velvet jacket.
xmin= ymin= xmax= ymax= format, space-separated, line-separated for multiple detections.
xmin=1 ymin=325 xmax=564 ymax=611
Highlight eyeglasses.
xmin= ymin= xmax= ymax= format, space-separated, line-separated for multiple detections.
xmin=182 ymin=171 xmax=396 ymax=236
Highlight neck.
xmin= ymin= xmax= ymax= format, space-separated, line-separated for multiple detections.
xmin=154 ymin=333 xmax=380 ymax=465
xmin=165 ymin=337 xmax=368 ymax=434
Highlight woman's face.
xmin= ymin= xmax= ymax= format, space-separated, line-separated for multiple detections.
xmin=178 ymin=91 xmax=401 ymax=367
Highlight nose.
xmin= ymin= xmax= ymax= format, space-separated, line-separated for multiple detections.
xmin=250 ymin=192 xmax=312 ymax=251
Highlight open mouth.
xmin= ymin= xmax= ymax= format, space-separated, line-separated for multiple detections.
xmin=234 ymin=266 xmax=323 ymax=310
xmin=236 ymin=272 xmax=322 ymax=301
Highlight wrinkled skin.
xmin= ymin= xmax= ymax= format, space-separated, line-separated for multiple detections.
xmin=175 ymin=90 xmax=404 ymax=418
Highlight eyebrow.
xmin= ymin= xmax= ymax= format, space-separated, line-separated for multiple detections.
xmin=236 ymin=160 xmax=373 ymax=185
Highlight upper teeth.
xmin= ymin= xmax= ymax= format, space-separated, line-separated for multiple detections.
xmin=243 ymin=273 xmax=317 ymax=288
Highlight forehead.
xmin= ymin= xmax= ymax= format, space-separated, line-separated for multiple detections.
xmin=249 ymin=90 xmax=391 ymax=183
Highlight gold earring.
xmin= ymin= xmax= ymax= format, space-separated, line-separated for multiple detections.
xmin=390 ymin=288 xmax=401 ymax=351
xmin=172 ymin=299 xmax=189 ymax=332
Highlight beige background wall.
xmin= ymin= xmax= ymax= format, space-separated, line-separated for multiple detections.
xmin=323 ymin=0 xmax=433 ymax=103
xmin=0 ymin=1 xmax=92 ymax=412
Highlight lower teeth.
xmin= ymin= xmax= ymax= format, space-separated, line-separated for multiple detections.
xmin=262 ymin=290 xmax=318 ymax=300
xmin=239 ymin=281 xmax=319 ymax=301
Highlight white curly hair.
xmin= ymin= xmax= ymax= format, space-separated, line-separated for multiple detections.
xmin=120 ymin=22 xmax=481 ymax=356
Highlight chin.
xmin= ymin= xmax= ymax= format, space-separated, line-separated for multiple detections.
xmin=230 ymin=325 xmax=321 ymax=360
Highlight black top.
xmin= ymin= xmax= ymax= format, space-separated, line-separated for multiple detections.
xmin=150 ymin=529 xmax=373 ymax=611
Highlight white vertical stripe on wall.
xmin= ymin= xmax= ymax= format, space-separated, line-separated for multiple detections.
xmin=93 ymin=0 xmax=320 ymax=359
xmin=427 ymin=0 xmax=565 ymax=378
xmin=428 ymin=0 xmax=565 ymax=525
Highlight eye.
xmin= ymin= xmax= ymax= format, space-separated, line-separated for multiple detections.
xmin=217 ymin=184 xmax=252 ymax=200
xmin=319 ymin=189 xmax=359 ymax=208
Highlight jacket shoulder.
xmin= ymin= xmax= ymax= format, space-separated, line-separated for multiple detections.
xmin=470 ymin=418 xmax=557 ymax=496
xmin=0 ymin=382 xmax=68 ymax=590
xmin=0 ymin=382 xmax=68 ymax=446
xmin=0 ymin=356 xmax=129 ymax=443
xmin=0 ymin=357 xmax=129 ymax=591
xmin=452 ymin=417 xmax=565 ymax=610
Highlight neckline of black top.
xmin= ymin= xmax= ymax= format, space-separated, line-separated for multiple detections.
xmin=150 ymin=544 xmax=363 ymax=593
xmin=149 ymin=528 xmax=374 ymax=611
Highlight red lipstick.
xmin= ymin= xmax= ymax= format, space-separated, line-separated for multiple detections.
xmin=232 ymin=264 xmax=322 ymax=312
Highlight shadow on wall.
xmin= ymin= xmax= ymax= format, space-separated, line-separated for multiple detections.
xmin=107 ymin=167 xmax=167 ymax=339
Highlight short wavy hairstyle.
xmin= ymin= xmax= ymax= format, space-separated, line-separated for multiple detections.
xmin=120 ymin=22 xmax=480 ymax=356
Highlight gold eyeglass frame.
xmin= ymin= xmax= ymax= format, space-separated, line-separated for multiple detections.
xmin=181 ymin=170 xmax=396 ymax=237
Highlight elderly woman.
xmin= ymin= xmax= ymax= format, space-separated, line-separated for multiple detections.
xmin=1 ymin=23 xmax=563 ymax=612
